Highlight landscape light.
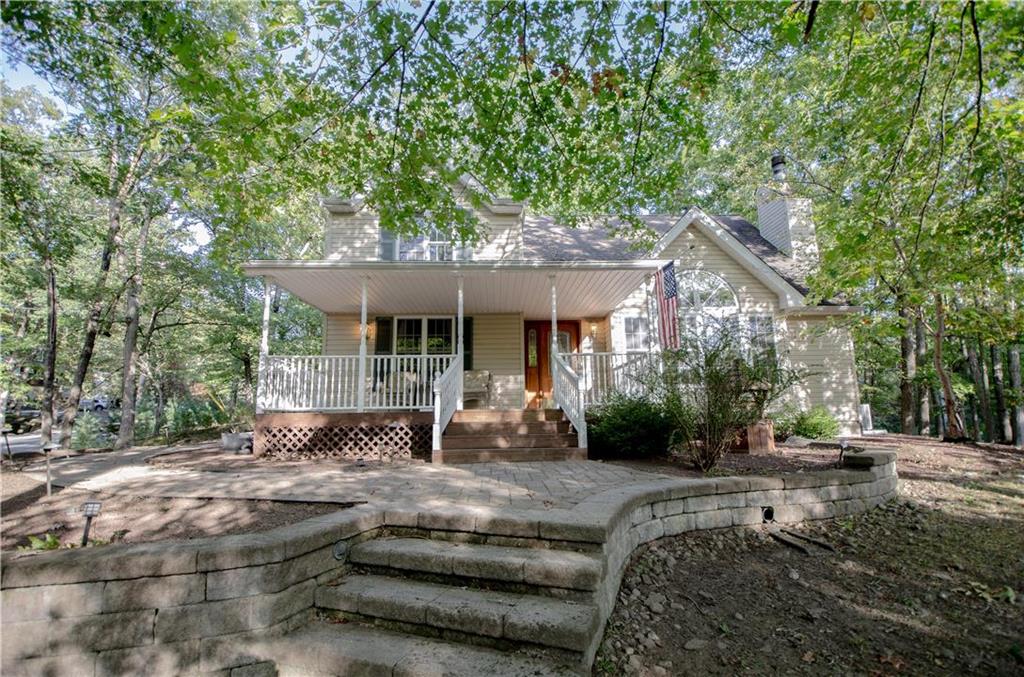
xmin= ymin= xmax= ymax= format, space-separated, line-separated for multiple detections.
xmin=81 ymin=501 xmax=102 ymax=546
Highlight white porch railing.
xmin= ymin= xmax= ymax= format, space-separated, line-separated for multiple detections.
xmin=565 ymin=352 xmax=660 ymax=407
xmin=259 ymin=354 xmax=455 ymax=412
xmin=432 ymin=354 xmax=464 ymax=450
xmin=551 ymin=344 xmax=587 ymax=448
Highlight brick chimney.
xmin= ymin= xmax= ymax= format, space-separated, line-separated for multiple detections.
xmin=755 ymin=154 xmax=819 ymax=272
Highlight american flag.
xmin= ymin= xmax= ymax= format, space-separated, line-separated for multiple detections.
xmin=655 ymin=261 xmax=679 ymax=350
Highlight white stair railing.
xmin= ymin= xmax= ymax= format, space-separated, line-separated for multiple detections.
xmin=566 ymin=352 xmax=659 ymax=406
xmin=551 ymin=342 xmax=587 ymax=449
xmin=432 ymin=354 xmax=463 ymax=451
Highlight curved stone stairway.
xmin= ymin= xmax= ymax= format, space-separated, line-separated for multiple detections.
xmin=262 ymin=536 xmax=602 ymax=676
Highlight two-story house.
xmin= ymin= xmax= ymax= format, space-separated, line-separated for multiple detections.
xmin=244 ymin=159 xmax=862 ymax=463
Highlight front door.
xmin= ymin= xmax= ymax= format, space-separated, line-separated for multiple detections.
xmin=524 ymin=321 xmax=580 ymax=408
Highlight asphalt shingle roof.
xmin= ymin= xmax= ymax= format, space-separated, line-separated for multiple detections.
xmin=520 ymin=212 xmax=812 ymax=297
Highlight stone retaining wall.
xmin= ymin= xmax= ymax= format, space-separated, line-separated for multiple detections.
xmin=1 ymin=450 xmax=897 ymax=676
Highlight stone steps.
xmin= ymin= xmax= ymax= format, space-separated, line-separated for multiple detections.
xmin=266 ymin=622 xmax=580 ymax=676
xmin=315 ymin=574 xmax=599 ymax=657
xmin=349 ymin=538 xmax=604 ymax=594
xmin=439 ymin=409 xmax=584 ymax=463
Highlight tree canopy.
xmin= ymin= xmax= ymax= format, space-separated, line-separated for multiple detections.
xmin=2 ymin=0 xmax=1022 ymax=447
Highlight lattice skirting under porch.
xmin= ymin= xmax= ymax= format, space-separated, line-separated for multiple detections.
xmin=254 ymin=411 xmax=433 ymax=461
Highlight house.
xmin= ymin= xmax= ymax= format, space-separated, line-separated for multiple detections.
xmin=243 ymin=158 xmax=862 ymax=463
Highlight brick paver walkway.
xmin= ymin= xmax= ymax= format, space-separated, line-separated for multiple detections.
xmin=25 ymin=446 xmax=666 ymax=510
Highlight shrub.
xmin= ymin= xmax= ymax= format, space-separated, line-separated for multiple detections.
xmin=650 ymin=321 xmax=805 ymax=472
xmin=587 ymin=393 xmax=671 ymax=459
xmin=783 ymin=406 xmax=841 ymax=440
xmin=70 ymin=411 xmax=109 ymax=449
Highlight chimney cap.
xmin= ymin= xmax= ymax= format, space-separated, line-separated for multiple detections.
xmin=771 ymin=153 xmax=786 ymax=180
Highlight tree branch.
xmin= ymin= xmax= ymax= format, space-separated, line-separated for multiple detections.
xmin=629 ymin=0 xmax=668 ymax=180
xmin=802 ymin=0 xmax=820 ymax=43
xmin=967 ymin=0 xmax=983 ymax=157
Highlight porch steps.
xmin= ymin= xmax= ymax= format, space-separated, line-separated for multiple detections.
xmin=440 ymin=409 xmax=585 ymax=463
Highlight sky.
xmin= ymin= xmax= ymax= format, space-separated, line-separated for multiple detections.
xmin=2 ymin=59 xmax=212 ymax=249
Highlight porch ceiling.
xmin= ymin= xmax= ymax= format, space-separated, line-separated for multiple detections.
xmin=242 ymin=260 xmax=668 ymax=319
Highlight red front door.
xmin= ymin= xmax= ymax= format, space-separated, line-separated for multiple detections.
xmin=524 ymin=321 xmax=580 ymax=408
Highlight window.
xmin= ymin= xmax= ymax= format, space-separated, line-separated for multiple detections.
xmin=388 ymin=317 xmax=458 ymax=355
xmin=747 ymin=315 xmax=776 ymax=362
xmin=623 ymin=317 xmax=648 ymax=352
xmin=426 ymin=318 xmax=453 ymax=355
xmin=677 ymin=270 xmax=740 ymax=345
xmin=527 ymin=329 xmax=538 ymax=367
xmin=395 ymin=319 xmax=423 ymax=355
xmin=556 ymin=331 xmax=572 ymax=354
xmin=379 ymin=225 xmax=472 ymax=261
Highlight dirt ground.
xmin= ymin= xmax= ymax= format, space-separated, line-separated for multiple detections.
xmin=595 ymin=435 xmax=1024 ymax=676
xmin=0 ymin=470 xmax=349 ymax=551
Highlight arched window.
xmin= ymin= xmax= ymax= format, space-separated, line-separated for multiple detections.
xmin=676 ymin=270 xmax=738 ymax=312
xmin=676 ymin=270 xmax=740 ymax=343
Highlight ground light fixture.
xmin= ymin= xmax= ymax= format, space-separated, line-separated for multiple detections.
xmin=80 ymin=501 xmax=102 ymax=546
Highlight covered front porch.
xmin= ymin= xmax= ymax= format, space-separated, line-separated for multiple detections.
xmin=243 ymin=260 xmax=667 ymax=460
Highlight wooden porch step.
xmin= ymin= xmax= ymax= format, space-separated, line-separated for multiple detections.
xmin=445 ymin=420 xmax=570 ymax=435
xmin=432 ymin=447 xmax=587 ymax=464
xmin=452 ymin=409 xmax=564 ymax=423
xmin=442 ymin=434 xmax=578 ymax=450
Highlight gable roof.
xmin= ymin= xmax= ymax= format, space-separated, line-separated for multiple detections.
xmin=521 ymin=211 xmax=813 ymax=298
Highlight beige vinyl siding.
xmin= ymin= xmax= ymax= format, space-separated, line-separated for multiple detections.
xmin=608 ymin=286 xmax=650 ymax=353
xmin=473 ymin=212 xmax=523 ymax=260
xmin=324 ymin=211 xmax=380 ymax=261
xmin=322 ymin=312 xmax=525 ymax=409
xmin=473 ymin=313 xmax=524 ymax=408
xmin=775 ymin=316 xmax=861 ymax=435
xmin=323 ymin=314 xmax=361 ymax=354
xmin=323 ymin=205 xmax=523 ymax=262
xmin=660 ymin=226 xmax=778 ymax=314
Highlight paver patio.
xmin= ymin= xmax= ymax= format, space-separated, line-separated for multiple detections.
xmin=22 ymin=445 xmax=667 ymax=509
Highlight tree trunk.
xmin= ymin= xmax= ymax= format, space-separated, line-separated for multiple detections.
xmin=899 ymin=305 xmax=916 ymax=434
xmin=933 ymin=295 xmax=965 ymax=440
xmin=115 ymin=214 xmax=153 ymax=450
xmin=59 ymin=131 xmax=147 ymax=448
xmin=991 ymin=345 xmax=1011 ymax=443
xmin=915 ymin=314 xmax=930 ymax=434
xmin=1010 ymin=344 xmax=1024 ymax=449
xmin=39 ymin=256 xmax=58 ymax=448
xmin=965 ymin=339 xmax=993 ymax=441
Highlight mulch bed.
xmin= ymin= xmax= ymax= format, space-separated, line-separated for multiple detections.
xmin=595 ymin=436 xmax=1024 ymax=676
xmin=0 ymin=470 xmax=348 ymax=551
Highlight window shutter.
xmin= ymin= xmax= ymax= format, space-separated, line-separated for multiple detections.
xmin=460 ymin=317 xmax=474 ymax=370
xmin=379 ymin=230 xmax=396 ymax=260
xmin=374 ymin=317 xmax=393 ymax=354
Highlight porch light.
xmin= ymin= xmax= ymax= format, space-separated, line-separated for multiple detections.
xmin=589 ymin=321 xmax=598 ymax=337
xmin=80 ymin=501 xmax=102 ymax=546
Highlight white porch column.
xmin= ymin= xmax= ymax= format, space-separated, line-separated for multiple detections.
xmin=645 ymin=273 xmax=657 ymax=353
xmin=256 ymin=277 xmax=273 ymax=414
xmin=356 ymin=276 xmax=368 ymax=412
xmin=549 ymin=274 xmax=558 ymax=377
xmin=456 ymin=274 xmax=464 ymax=410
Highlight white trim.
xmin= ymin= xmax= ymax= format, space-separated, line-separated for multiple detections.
xmin=649 ymin=207 xmax=806 ymax=309
xmin=390 ymin=315 xmax=457 ymax=356
xmin=243 ymin=259 xmax=671 ymax=275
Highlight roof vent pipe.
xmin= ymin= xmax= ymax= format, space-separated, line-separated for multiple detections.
xmin=771 ymin=154 xmax=786 ymax=181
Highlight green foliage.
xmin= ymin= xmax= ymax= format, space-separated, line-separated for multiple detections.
xmin=70 ymin=411 xmax=108 ymax=450
xmin=587 ymin=393 xmax=671 ymax=460
xmin=653 ymin=323 xmax=806 ymax=472
xmin=24 ymin=533 xmax=61 ymax=551
xmin=777 ymin=406 xmax=841 ymax=441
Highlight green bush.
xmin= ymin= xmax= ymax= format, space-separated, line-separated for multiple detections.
xmin=779 ymin=406 xmax=841 ymax=440
xmin=587 ymin=393 xmax=671 ymax=459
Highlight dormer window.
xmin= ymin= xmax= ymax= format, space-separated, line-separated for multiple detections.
xmin=379 ymin=225 xmax=472 ymax=261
